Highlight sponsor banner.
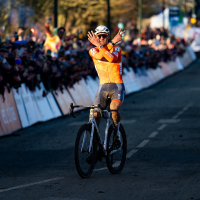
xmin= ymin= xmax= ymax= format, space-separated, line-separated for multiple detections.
xmin=33 ymin=85 xmax=54 ymax=122
xmin=13 ymin=88 xmax=30 ymax=128
xmin=20 ymin=84 xmax=41 ymax=125
xmin=0 ymin=89 xmax=22 ymax=137
xmin=169 ymin=6 xmax=180 ymax=27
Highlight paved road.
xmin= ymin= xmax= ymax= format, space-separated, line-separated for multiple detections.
xmin=1 ymin=60 xmax=200 ymax=200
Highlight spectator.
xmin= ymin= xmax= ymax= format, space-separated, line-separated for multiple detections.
xmin=0 ymin=25 xmax=187 ymax=101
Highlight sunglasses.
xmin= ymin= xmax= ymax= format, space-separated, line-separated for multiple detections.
xmin=97 ymin=34 xmax=107 ymax=39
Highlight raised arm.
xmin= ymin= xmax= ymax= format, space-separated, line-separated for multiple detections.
xmin=98 ymin=46 xmax=121 ymax=63
xmin=89 ymin=48 xmax=104 ymax=60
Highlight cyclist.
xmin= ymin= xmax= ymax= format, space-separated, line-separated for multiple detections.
xmin=87 ymin=25 xmax=125 ymax=149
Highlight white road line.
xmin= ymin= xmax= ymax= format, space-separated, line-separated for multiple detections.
xmin=187 ymin=103 xmax=193 ymax=107
xmin=182 ymin=103 xmax=192 ymax=111
xmin=112 ymin=161 xmax=121 ymax=167
xmin=148 ymin=131 xmax=159 ymax=138
xmin=94 ymin=161 xmax=121 ymax=171
xmin=137 ymin=140 xmax=150 ymax=148
xmin=157 ymin=119 xmax=180 ymax=124
xmin=95 ymin=149 xmax=138 ymax=171
xmin=0 ymin=177 xmax=64 ymax=193
xmin=171 ymin=103 xmax=192 ymax=119
xmin=182 ymin=107 xmax=189 ymax=111
xmin=172 ymin=115 xmax=179 ymax=119
xmin=94 ymin=167 xmax=107 ymax=172
xmin=126 ymin=149 xmax=138 ymax=158
xmin=157 ymin=124 xmax=167 ymax=131
xmin=177 ymin=111 xmax=184 ymax=115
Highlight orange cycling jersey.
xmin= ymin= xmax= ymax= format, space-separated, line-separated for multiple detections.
xmin=89 ymin=44 xmax=123 ymax=85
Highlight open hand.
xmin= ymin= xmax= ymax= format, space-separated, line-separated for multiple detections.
xmin=87 ymin=31 xmax=100 ymax=47
xmin=112 ymin=28 xmax=126 ymax=44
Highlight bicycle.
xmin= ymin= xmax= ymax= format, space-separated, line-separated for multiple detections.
xmin=69 ymin=101 xmax=127 ymax=178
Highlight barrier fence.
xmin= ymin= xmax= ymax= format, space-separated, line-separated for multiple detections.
xmin=0 ymin=46 xmax=197 ymax=137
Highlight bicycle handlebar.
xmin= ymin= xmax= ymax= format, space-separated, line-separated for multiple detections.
xmin=68 ymin=103 xmax=118 ymax=118
xmin=68 ymin=103 xmax=77 ymax=118
xmin=68 ymin=103 xmax=100 ymax=118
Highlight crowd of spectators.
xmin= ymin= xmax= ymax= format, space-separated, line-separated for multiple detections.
xmin=0 ymin=26 xmax=188 ymax=101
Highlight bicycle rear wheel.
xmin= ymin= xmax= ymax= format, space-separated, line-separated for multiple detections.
xmin=75 ymin=124 xmax=97 ymax=178
xmin=106 ymin=124 xmax=127 ymax=174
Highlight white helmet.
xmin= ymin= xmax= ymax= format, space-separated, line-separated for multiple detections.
xmin=94 ymin=25 xmax=110 ymax=35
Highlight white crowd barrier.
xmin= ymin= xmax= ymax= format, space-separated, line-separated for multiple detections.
xmin=0 ymin=89 xmax=22 ymax=136
xmin=53 ymin=87 xmax=75 ymax=115
xmin=0 ymin=46 xmax=197 ymax=137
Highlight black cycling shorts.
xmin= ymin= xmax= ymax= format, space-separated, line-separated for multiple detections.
xmin=93 ymin=83 xmax=125 ymax=109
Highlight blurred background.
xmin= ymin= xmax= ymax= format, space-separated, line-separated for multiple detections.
xmin=0 ymin=0 xmax=198 ymax=39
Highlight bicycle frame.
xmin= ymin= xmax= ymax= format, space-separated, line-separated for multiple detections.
xmin=69 ymin=103 xmax=122 ymax=155
xmin=85 ymin=109 xmax=111 ymax=154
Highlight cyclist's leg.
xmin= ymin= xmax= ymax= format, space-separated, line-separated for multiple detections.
xmin=110 ymin=83 xmax=125 ymax=129
xmin=92 ymin=84 xmax=108 ymax=130
xmin=110 ymin=100 xmax=122 ymax=149
xmin=110 ymin=83 xmax=125 ymax=149
xmin=110 ymin=100 xmax=121 ymax=128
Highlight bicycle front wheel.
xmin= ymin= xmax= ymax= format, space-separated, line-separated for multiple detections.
xmin=75 ymin=124 xmax=97 ymax=178
xmin=106 ymin=124 xmax=127 ymax=174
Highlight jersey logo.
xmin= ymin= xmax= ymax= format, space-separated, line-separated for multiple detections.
xmin=115 ymin=47 xmax=120 ymax=52
xmin=105 ymin=51 xmax=114 ymax=58
xmin=91 ymin=48 xmax=97 ymax=56
xmin=120 ymin=63 xmax=122 ymax=75
xmin=113 ymin=52 xmax=118 ymax=57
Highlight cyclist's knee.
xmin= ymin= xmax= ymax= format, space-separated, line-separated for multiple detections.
xmin=110 ymin=101 xmax=121 ymax=126
xmin=110 ymin=100 xmax=121 ymax=111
